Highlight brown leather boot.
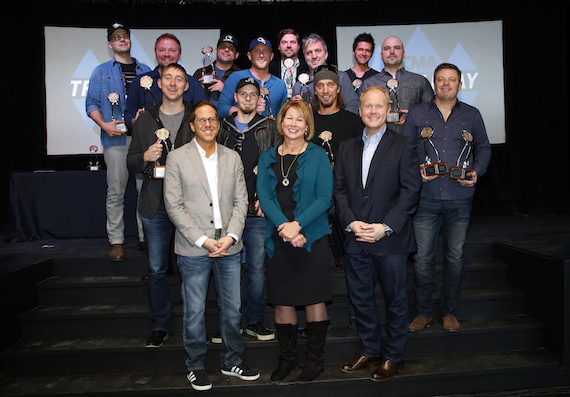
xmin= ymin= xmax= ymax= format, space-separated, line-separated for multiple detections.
xmin=109 ymin=244 xmax=125 ymax=262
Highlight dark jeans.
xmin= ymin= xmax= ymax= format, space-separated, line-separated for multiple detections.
xmin=412 ymin=197 xmax=473 ymax=318
xmin=141 ymin=204 xmax=173 ymax=332
xmin=345 ymin=251 xmax=408 ymax=362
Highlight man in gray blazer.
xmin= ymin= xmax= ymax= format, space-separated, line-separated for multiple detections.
xmin=163 ymin=100 xmax=259 ymax=391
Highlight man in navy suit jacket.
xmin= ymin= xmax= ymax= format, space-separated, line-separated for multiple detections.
xmin=333 ymin=86 xmax=422 ymax=382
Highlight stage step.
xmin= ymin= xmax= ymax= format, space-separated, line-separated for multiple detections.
xmin=20 ymin=283 xmax=523 ymax=339
xmin=1 ymin=314 xmax=543 ymax=378
xmin=35 ymin=258 xmax=508 ymax=305
xmin=0 ymin=349 xmax=561 ymax=397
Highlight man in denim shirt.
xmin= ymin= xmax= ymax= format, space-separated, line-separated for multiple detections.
xmin=402 ymin=63 xmax=491 ymax=333
xmin=85 ymin=22 xmax=151 ymax=261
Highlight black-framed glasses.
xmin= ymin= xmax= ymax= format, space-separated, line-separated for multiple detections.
xmin=194 ymin=117 xmax=219 ymax=125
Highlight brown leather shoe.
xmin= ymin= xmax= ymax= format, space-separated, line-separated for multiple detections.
xmin=442 ymin=316 xmax=460 ymax=332
xmin=340 ymin=355 xmax=382 ymax=373
xmin=109 ymin=244 xmax=125 ymax=262
xmin=370 ymin=359 xmax=405 ymax=382
xmin=408 ymin=316 xmax=433 ymax=333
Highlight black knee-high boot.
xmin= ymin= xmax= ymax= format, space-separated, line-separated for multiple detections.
xmin=271 ymin=323 xmax=298 ymax=382
xmin=297 ymin=320 xmax=328 ymax=382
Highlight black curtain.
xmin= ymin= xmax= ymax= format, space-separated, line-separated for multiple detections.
xmin=3 ymin=0 xmax=569 ymax=231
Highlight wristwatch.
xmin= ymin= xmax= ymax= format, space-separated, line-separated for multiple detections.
xmin=383 ymin=223 xmax=393 ymax=237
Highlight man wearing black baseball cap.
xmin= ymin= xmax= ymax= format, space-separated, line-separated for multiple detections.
xmin=217 ymin=77 xmax=281 ymax=343
xmin=192 ymin=34 xmax=241 ymax=107
xmin=86 ymin=22 xmax=151 ymax=261
xmin=218 ymin=36 xmax=288 ymax=119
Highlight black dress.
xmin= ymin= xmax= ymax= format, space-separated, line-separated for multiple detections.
xmin=266 ymin=152 xmax=332 ymax=307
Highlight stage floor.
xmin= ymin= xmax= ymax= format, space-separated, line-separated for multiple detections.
xmin=2 ymin=213 xmax=569 ymax=276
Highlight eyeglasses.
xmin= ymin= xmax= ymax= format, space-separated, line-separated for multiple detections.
xmin=314 ymin=64 xmax=338 ymax=74
xmin=110 ymin=34 xmax=130 ymax=42
xmin=194 ymin=117 xmax=219 ymax=125
xmin=233 ymin=132 xmax=245 ymax=152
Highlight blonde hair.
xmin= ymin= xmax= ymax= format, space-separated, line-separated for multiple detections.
xmin=359 ymin=85 xmax=390 ymax=108
xmin=276 ymin=100 xmax=315 ymax=141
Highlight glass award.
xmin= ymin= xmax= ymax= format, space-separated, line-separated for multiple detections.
xmin=450 ymin=130 xmax=474 ymax=180
xmin=200 ymin=46 xmax=216 ymax=85
xmin=420 ymin=126 xmax=448 ymax=176
xmin=319 ymin=130 xmax=335 ymax=168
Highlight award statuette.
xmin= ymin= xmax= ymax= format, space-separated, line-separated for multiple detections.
xmin=386 ymin=78 xmax=403 ymax=123
xmin=283 ymin=58 xmax=295 ymax=98
xmin=107 ymin=92 xmax=127 ymax=132
xmin=200 ymin=46 xmax=216 ymax=85
xmin=319 ymin=130 xmax=335 ymax=168
xmin=450 ymin=130 xmax=474 ymax=180
xmin=151 ymin=128 xmax=170 ymax=179
xmin=259 ymin=87 xmax=274 ymax=119
xmin=140 ymin=75 xmax=156 ymax=111
xmin=248 ymin=166 xmax=260 ymax=214
xmin=88 ymin=145 xmax=100 ymax=171
xmin=352 ymin=79 xmax=362 ymax=92
xmin=420 ymin=126 xmax=448 ymax=176
xmin=297 ymin=73 xmax=311 ymax=104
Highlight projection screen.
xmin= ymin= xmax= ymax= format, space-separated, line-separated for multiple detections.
xmin=336 ymin=21 xmax=505 ymax=144
xmin=45 ymin=26 xmax=221 ymax=155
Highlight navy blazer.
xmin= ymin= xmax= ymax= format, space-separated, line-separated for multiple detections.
xmin=333 ymin=128 xmax=422 ymax=256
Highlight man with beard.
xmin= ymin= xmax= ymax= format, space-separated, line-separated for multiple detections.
xmin=344 ymin=33 xmax=379 ymax=94
xmin=193 ymin=34 xmax=241 ymax=107
xmin=310 ymin=67 xmax=363 ymax=327
xmin=86 ymin=22 xmax=151 ymax=261
xmin=218 ymin=36 xmax=287 ymax=119
xmin=360 ymin=36 xmax=434 ymax=133
xmin=125 ymin=33 xmax=206 ymax=129
xmin=217 ymin=77 xmax=281 ymax=342
xmin=291 ymin=33 xmax=360 ymax=115
xmin=269 ymin=28 xmax=310 ymax=98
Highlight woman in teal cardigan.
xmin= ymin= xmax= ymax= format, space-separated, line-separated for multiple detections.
xmin=257 ymin=100 xmax=333 ymax=383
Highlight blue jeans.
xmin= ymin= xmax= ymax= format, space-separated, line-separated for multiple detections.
xmin=141 ymin=204 xmax=173 ymax=332
xmin=412 ymin=197 xmax=473 ymax=318
xmin=241 ymin=217 xmax=267 ymax=325
xmin=345 ymin=252 xmax=408 ymax=363
xmin=178 ymin=251 xmax=244 ymax=370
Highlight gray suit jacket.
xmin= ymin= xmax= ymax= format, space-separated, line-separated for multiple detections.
xmin=163 ymin=139 xmax=248 ymax=257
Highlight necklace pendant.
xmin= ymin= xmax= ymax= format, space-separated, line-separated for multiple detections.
xmin=282 ymin=177 xmax=290 ymax=187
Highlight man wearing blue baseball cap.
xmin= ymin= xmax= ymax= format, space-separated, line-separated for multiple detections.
xmin=218 ymin=36 xmax=287 ymax=120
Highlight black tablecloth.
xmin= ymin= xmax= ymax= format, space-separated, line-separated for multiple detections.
xmin=9 ymin=170 xmax=139 ymax=241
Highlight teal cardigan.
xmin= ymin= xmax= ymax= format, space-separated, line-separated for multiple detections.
xmin=257 ymin=141 xmax=333 ymax=258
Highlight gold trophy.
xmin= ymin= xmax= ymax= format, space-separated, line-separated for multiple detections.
xmin=420 ymin=127 xmax=448 ymax=176
xmin=450 ymin=130 xmax=474 ymax=180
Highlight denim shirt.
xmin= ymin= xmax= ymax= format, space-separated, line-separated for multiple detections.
xmin=85 ymin=56 xmax=151 ymax=147
xmin=402 ymin=100 xmax=492 ymax=200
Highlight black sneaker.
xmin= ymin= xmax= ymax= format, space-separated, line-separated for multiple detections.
xmin=221 ymin=362 xmax=260 ymax=381
xmin=187 ymin=369 xmax=212 ymax=391
xmin=145 ymin=330 xmax=169 ymax=348
xmin=246 ymin=321 xmax=275 ymax=341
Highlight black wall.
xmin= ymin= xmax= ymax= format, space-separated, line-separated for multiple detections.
xmin=4 ymin=0 xmax=569 ymax=231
